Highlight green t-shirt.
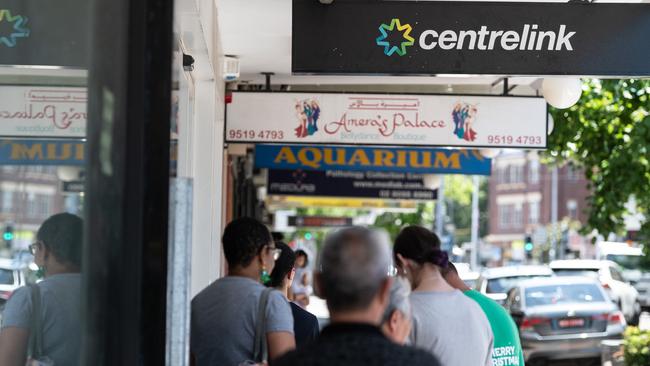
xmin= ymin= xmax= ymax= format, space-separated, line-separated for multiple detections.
xmin=464 ymin=290 xmax=525 ymax=366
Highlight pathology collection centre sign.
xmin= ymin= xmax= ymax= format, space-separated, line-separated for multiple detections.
xmin=0 ymin=86 xmax=87 ymax=137
xmin=226 ymin=92 xmax=547 ymax=148
xmin=292 ymin=0 xmax=650 ymax=76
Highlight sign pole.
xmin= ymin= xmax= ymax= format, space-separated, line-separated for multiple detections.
xmin=470 ymin=176 xmax=480 ymax=271
xmin=435 ymin=177 xmax=446 ymax=238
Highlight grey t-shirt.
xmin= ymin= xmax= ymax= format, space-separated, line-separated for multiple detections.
xmin=409 ymin=289 xmax=494 ymax=366
xmin=191 ymin=276 xmax=294 ymax=366
xmin=2 ymin=273 xmax=81 ymax=366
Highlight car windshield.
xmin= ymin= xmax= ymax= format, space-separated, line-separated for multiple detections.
xmin=486 ymin=275 xmax=550 ymax=294
xmin=553 ymin=269 xmax=600 ymax=279
xmin=606 ymin=254 xmax=641 ymax=270
xmin=0 ymin=269 xmax=14 ymax=285
xmin=524 ymin=283 xmax=606 ymax=307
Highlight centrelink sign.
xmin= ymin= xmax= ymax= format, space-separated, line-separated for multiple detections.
xmin=293 ymin=0 xmax=650 ymax=76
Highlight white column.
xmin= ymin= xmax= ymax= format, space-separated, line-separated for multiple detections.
xmin=435 ymin=177 xmax=446 ymax=237
xmin=550 ymin=166 xmax=559 ymax=260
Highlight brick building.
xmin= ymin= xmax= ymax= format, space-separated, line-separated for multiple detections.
xmin=485 ymin=151 xmax=590 ymax=259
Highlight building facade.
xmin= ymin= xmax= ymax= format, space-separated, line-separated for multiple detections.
xmin=486 ymin=151 xmax=590 ymax=260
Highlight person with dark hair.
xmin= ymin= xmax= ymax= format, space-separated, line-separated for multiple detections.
xmin=275 ymin=227 xmax=440 ymax=366
xmin=394 ymin=225 xmax=493 ymax=366
xmin=191 ymin=217 xmax=295 ymax=366
xmin=267 ymin=242 xmax=319 ymax=346
xmin=0 ymin=213 xmax=83 ymax=366
xmin=442 ymin=263 xmax=525 ymax=366
xmin=290 ymin=249 xmax=311 ymax=308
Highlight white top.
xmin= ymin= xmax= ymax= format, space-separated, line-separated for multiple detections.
xmin=409 ymin=289 xmax=494 ymax=366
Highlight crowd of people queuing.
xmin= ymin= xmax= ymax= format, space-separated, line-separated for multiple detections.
xmin=191 ymin=217 xmax=525 ymax=366
xmin=0 ymin=213 xmax=523 ymax=365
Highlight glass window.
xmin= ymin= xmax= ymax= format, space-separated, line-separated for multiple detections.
xmin=486 ymin=275 xmax=552 ymax=294
xmin=0 ymin=268 xmax=15 ymax=285
xmin=553 ymin=269 xmax=600 ymax=279
xmin=513 ymin=204 xmax=523 ymax=227
xmin=567 ymin=199 xmax=578 ymax=219
xmin=499 ymin=204 xmax=512 ymax=228
xmin=610 ymin=268 xmax=624 ymax=282
xmin=510 ymin=165 xmax=523 ymax=183
xmin=529 ymin=159 xmax=540 ymax=184
xmin=525 ymin=283 xmax=605 ymax=307
xmin=1 ymin=191 xmax=13 ymax=213
xmin=528 ymin=202 xmax=540 ymax=224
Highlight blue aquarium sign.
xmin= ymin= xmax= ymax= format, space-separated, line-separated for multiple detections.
xmin=255 ymin=144 xmax=491 ymax=175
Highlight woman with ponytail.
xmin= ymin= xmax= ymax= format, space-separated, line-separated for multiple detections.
xmin=393 ymin=226 xmax=494 ymax=366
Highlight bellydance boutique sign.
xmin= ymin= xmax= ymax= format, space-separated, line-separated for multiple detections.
xmin=226 ymin=92 xmax=547 ymax=148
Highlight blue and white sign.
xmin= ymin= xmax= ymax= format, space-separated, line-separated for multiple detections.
xmin=0 ymin=139 xmax=85 ymax=165
xmin=255 ymin=144 xmax=491 ymax=175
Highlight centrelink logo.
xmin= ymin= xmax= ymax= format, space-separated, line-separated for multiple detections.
xmin=376 ymin=19 xmax=576 ymax=56
xmin=0 ymin=9 xmax=30 ymax=48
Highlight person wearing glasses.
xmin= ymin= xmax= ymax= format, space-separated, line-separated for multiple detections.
xmin=0 ymin=213 xmax=83 ymax=366
xmin=267 ymin=242 xmax=319 ymax=347
xmin=191 ymin=217 xmax=295 ymax=366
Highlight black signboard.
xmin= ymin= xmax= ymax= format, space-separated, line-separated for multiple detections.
xmin=0 ymin=0 xmax=89 ymax=68
xmin=293 ymin=0 xmax=650 ymax=76
xmin=267 ymin=169 xmax=437 ymax=201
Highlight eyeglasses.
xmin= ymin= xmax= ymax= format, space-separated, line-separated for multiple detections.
xmin=29 ymin=242 xmax=41 ymax=256
xmin=267 ymin=246 xmax=282 ymax=260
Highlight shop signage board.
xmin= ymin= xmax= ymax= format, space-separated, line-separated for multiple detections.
xmin=0 ymin=139 xmax=178 ymax=166
xmin=227 ymin=92 xmax=547 ymax=148
xmin=288 ymin=216 xmax=353 ymax=228
xmin=267 ymin=169 xmax=437 ymax=201
xmin=0 ymin=139 xmax=85 ymax=165
xmin=0 ymin=0 xmax=89 ymax=68
xmin=255 ymin=144 xmax=491 ymax=175
xmin=292 ymin=0 xmax=650 ymax=76
xmin=0 ymin=86 xmax=87 ymax=138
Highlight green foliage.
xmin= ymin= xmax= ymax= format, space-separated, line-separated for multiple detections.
xmin=624 ymin=327 xmax=650 ymax=366
xmin=373 ymin=202 xmax=434 ymax=240
xmin=544 ymin=79 xmax=650 ymax=246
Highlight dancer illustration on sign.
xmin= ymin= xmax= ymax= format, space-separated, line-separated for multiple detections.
xmin=451 ymin=102 xmax=478 ymax=142
xmin=294 ymin=98 xmax=321 ymax=138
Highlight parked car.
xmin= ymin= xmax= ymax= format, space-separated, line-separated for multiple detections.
xmin=476 ymin=265 xmax=553 ymax=304
xmin=0 ymin=258 xmax=28 ymax=308
xmin=550 ymin=259 xmax=641 ymax=323
xmin=505 ymin=277 xmax=626 ymax=364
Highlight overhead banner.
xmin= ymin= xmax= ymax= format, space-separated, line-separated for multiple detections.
xmin=292 ymin=0 xmax=650 ymax=76
xmin=288 ymin=216 xmax=353 ymax=228
xmin=267 ymin=169 xmax=437 ymax=201
xmin=255 ymin=145 xmax=491 ymax=175
xmin=0 ymin=86 xmax=87 ymax=137
xmin=227 ymin=92 xmax=547 ymax=148
xmin=0 ymin=0 xmax=90 ymax=68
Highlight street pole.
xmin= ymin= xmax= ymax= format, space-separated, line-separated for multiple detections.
xmin=470 ymin=176 xmax=480 ymax=271
xmin=435 ymin=176 xmax=446 ymax=238
xmin=550 ymin=166 xmax=558 ymax=260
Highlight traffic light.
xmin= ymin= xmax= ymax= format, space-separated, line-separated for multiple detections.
xmin=3 ymin=224 xmax=14 ymax=248
xmin=304 ymin=232 xmax=313 ymax=240
xmin=524 ymin=236 xmax=533 ymax=259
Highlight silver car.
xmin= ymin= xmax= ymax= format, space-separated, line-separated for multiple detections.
xmin=476 ymin=265 xmax=554 ymax=304
xmin=505 ymin=276 xmax=625 ymax=364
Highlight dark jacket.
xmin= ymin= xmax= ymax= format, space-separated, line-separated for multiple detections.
xmin=290 ymin=302 xmax=319 ymax=346
xmin=274 ymin=322 xmax=440 ymax=366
